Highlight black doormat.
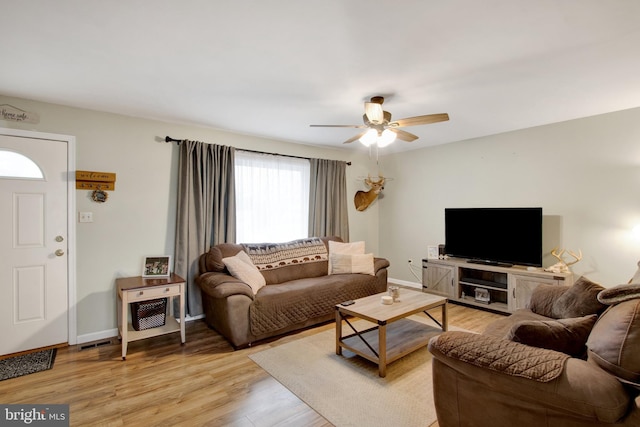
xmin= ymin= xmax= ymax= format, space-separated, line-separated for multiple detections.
xmin=0 ymin=349 xmax=57 ymax=381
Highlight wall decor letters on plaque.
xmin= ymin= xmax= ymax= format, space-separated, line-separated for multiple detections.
xmin=0 ymin=104 xmax=40 ymax=124
xmin=76 ymin=170 xmax=116 ymax=202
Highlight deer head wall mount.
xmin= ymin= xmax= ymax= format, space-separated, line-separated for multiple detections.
xmin=354 ymin=174 xmax=385 ymax=211
xmin=545 ymin=248 xmax=583 ymax=273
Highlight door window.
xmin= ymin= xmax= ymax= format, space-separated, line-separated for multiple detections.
xmin=0 ymin=149 xmax=44 ymax=179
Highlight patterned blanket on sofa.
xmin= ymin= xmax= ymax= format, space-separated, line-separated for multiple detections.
xmin=241 ymin=237 xmax=328 ymax=271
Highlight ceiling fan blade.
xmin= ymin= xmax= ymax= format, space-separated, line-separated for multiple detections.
xmin=389 ymin=113 xmax=449 ymax=128
xmin=390 ymin=128 xmax=419 ymax=142
xmin=310 ymin=124 xmax=367 ymax=128
xmin=343 ymin=131 xmax=367 ymax=144
xmin=364 ymin=102 xmax=384 ymax=124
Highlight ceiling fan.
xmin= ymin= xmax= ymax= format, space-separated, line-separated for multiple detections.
xmin=310 ymin=96 xmax=449 ymax=147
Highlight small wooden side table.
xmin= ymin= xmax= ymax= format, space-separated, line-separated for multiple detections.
xmin=116 ymin=273 xmax=186 ymax=360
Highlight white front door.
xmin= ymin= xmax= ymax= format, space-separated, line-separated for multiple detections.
xmin=0 ymin=132 xmax=72 ymax=355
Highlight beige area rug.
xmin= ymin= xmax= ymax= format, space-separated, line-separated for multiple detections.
xmin=250 ymin=316 xmax=462 ymax=427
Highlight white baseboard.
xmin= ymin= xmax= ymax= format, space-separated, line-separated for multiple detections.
xmin=186 ymin=313 xmax=205 ymax=321
xmin=77 ymin=328 xmax=119 ymax=345
xmin=388 ymin=277 xmax=422 ymax=289
xmin=75 ymin=314 xmax=204 ymax=345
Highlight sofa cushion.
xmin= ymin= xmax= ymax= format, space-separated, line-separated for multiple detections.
xmin=328 ymin=239 xmax=365 ymax=254
xmin=329 ymin=252 xmax=374 ymax=275
xmin=587 ymin=298 xmax=640 ymax=387
xmin=506 ymin=314 xmax=597 ymax=358
xmin=551 ymin=276 xmax=607 ymax=319
xmin=328 ymin=240 xmax=365 ymax=273
xmin=528 ymin=284 xmax=570 ymax=317
xmin=483 ymin=309 xmax=550 ymax=338
xmin=222 ymin=250 xmax=265 ymax=295
xmin=205 ymin=243 xmax=243 ymax=272
xmin=249 ymin=273 xmax=383 ymax=336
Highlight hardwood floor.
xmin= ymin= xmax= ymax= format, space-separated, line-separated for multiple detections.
xmin=0 ymin=302 xmax=504 ymax=427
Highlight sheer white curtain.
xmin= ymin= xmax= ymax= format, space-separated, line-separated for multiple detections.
xmin=235 ymin=151 xmax=310 ymax=243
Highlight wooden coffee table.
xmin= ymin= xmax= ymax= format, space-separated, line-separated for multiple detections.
xmin=335 ymin=289 xmax=447 ymax=377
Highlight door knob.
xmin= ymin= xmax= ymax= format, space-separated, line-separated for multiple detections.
xmin=55 ymin=249 xmax=65 ymax=256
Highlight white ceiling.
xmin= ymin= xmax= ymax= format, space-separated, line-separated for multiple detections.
xmin=1 ymin=1 xmax=640 ymax=153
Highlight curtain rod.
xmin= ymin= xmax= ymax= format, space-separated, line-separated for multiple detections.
xmin=165 ymin=136 xmax=351 ymax=165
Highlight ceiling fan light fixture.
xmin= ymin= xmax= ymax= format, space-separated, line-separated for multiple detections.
xmin=364 ymin=102 xmax=384 ymax=124
xmin=311 ymin=96 xmax=449 ymax=146
xmin=359 ymin=129 xmax=378 ymax=146
xmin=377 ymin=129 xmax=396 ymax=147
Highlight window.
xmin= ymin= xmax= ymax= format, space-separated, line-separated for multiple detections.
xmin=0 ymin=149 xmax=44 ymax=179
xmin=235 ymin=151 xmax=310 ymax=243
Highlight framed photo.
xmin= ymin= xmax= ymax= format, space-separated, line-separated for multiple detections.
xmin=142 ymin=256 xmax=171 ymax=277
xmin=427 ymin=245 xmax=439 ymax=259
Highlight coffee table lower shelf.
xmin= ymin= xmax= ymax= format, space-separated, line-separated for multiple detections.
xmin=337 ymin=317 xmax=438 ymax=375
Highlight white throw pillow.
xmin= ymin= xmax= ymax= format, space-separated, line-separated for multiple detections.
xmin=329 ymin=253 xmax=375 ymax=276
xmin=328 ymin=240 xmax=365 ymax=274
xmin=235 ymin=249 xmax=254 ymax=266
xmin=222 ymin=251 xmax=266 ymax=294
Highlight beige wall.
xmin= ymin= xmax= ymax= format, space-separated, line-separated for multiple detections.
xmin=380 ymin=107 xmax=640 ymax=287
xmin=0 ymin=95 xmax=380 ymax=341
xmin=5 ymin=93 xmax=639 ymax=341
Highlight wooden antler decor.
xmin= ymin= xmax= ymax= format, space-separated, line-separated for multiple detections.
xmin=354 ymin=174 xmax=385 ymax=211
xmin=545 ymin=248 xmax=583 ymax=273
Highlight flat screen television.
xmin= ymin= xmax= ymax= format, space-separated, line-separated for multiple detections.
xmin=444 ymin=207 xmax=543 ymax=267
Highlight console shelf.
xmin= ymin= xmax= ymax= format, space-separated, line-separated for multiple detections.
xmin=459 ymin=281 xmax=508 ymax=292
xmin=422 ymin=258 xmax=574 ymax=314
xmin=457 ymin=294 xmax=508 ymax=312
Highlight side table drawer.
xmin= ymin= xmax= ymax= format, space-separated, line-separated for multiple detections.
xmin=126 ymin=284 xmax=181 ymax=302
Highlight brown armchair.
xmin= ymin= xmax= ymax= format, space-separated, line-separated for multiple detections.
xmin=428 ymin=280 xmax=640 ymax=427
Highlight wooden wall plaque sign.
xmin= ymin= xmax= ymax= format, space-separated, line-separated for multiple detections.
xmin=75 ymin=170 xmax=116 ymax=190
xmin=75 ymin=171 xmax=116 ymax=182
xmin=0 ymin=104 xmax=40 ymax=124
xmin=76 ymin=181 xmax=115 ymax=190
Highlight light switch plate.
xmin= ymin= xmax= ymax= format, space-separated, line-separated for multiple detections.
xmin=79 ymin=212 xmax=93 ymax=223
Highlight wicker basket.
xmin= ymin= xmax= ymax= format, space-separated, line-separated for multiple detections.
xmin=131 ymin=298 xmax=167 ymax=331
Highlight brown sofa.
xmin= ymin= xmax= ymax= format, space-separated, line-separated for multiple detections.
xmin=197 ymin=236 xmax=389 ymax=348
xmin=428 ymin=278 xmax=640 ymax=427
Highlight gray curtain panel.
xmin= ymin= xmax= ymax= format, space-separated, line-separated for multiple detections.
xmin=175 ymin=140 xmax=235 ymax=317
xmin=308 ymin=158 xmax=349 ymax=241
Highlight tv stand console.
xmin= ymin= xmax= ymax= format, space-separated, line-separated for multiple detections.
xmin=422 ymin=258 xmax=574 ymax=314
